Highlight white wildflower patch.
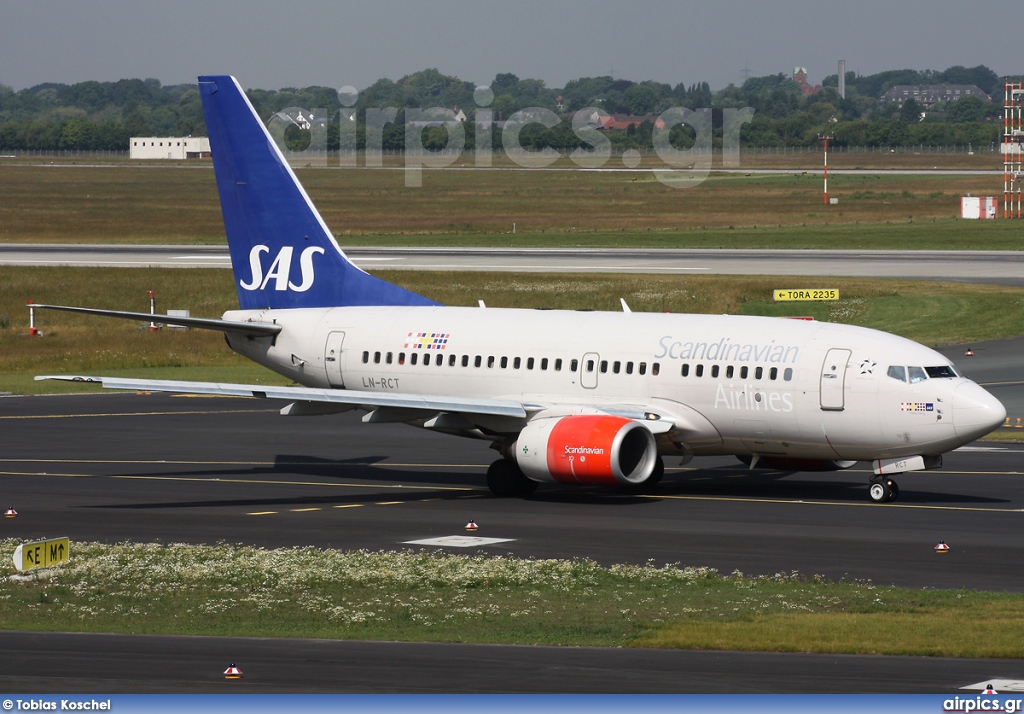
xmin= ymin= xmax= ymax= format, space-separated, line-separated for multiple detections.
xmin=0 ymin=538 xmax=888 ymax=640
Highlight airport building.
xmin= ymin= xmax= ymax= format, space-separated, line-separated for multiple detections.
xmin=881 ymin=85 xmax=990 ymax=107
xmin=129 ymin=137 xmax=211 ymax=160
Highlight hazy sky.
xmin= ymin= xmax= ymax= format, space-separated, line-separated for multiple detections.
xmin=2 ymin=0 xmax=1020 ymax=93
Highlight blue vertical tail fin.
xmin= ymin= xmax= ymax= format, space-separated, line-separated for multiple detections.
xmin=198 ymin=75 xmax=437 ymax=310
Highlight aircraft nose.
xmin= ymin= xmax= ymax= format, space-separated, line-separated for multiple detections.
xmin=952 ymin=382 xmax=1006 ymax=442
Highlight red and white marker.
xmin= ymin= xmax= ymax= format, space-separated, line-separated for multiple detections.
xmin=465 ymin=520 xmax=479 ymax=532
xmin=4 ymin=507 xmax=16 ymax=518
xmin=965 ymin=348 xmax=974 ymax=356
xmin=223 ymin=663 xmax=243 ymax=679
xmin=934 ymin=541 xmax=950 ymax=553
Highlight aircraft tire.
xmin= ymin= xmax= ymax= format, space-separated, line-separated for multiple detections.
xmin=887 ymin=480 xmax=899 ymax=502
xmin=647 ymin=456 xmax=665 ymax=486
xmin=487 ymin=459 xmax=535 ymax=497
xmin=868 ymin=478 xmax=892 ymax=503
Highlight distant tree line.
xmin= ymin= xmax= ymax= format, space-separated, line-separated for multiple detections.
xmin=0 ymin=65 xmax=1018 ymax=152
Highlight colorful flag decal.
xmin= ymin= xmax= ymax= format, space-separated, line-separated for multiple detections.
xmin=900 ymin=402 xmax=934 ymax=412
xmin=404 ymin=332 xmax=450 ymax=350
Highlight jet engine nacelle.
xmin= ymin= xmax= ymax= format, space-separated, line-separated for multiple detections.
xmin=514 ymin=415 xmax=658 ymax=486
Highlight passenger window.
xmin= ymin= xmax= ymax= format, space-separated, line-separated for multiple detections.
xmin=474 ymin=355 xmax=482 ymax=368
xmin=462 ymin=355 xmax=469 ymax=367
xmin=488 ymin=356 xmax=495 ymax=368
xmin=784 ymin=368 xmax=793 ymax=381
xmin=613 ymin=361 xmax=620 ymax=374
xmin=374 ymin=351 xmax=381 ymax=364
xmin=500 ymin=356 xmax=508 ymax=369
xmin=600 ymin=360 xmax=608 ymax=373
xmin=652 ymin=363 xmax=660 ymax=376
xmin=726 ymin=365 xmax=734 ymax=378
xmin=681 ymin=364 xmax=689 ymax=377
xmin=386 ymin=352 xmax=393 ymax=364
xmin=398 ymin=353 xmax=406 ymax=365
xmin=740 ymin=366 xmax=748 ymax=379
xmin=411 ymin=353 xmax=418 ymax=365
xmin=527 ymin=357 xmax=534 ymax=370
xmin=755 ymin=366 xmax=763 ymax=380
xmin=769 ymin=367 xmax=778 ymax=380
xmin=541 ymin=358 xmax=549 ymax=370
xmin=513 ymin=357 xmax=521 ymax=369
xmin=448 ymin=354 xmax=456 ymax=366
xmin=887 ymin=366 xmax=907 ymax=382
xmin=639 ymin=362 xmax=647 ymax=375
xmin=711 ymin=365 xmax=719 ymax=378
xmin=695 ymin=364 xmax=704 ymax=378
xmin=586 ymin=360 xmax=595 ymax=373
xmin=908 ymin=366 xmax=928 ymax=383
xmin=362 ymin=351 xmax=369 ymax=364
xmin=569 ymin=359 xmax=577 ymax=372
xmin=626 ymin=362 xmax=633 ymax=374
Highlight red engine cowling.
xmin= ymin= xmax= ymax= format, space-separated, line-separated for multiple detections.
xmin=514 ymin=415 xmax=658 ymax=486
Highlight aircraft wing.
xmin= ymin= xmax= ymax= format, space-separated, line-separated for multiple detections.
xmin=32 ymin=304 xmax=282 ymax=337
xmin=34 ymin=375 xmax=529 ymax=419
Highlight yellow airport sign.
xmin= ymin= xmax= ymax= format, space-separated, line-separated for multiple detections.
xmin=12 ymin=537 xmax=69 ymax=572
xmin=773 ymin=289 xmax=839 ymax=302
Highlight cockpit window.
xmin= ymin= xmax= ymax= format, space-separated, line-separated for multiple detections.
xmin=887 ymin=365 xmax=907 ymax=382
xmin=907 ymin=366 xmax=928 ymax=383
xmin=925 ymin=365 xmax=958 ymax=379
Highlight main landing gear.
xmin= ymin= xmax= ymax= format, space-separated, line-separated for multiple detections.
xmin=486 ymin=459 xmax=539 ymax=497
xmin=868 ymin=476 xmax=900 ymax=503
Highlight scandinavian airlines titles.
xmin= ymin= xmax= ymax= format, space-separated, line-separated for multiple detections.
xmin=655 ymin=335 xmax=799 ymax=363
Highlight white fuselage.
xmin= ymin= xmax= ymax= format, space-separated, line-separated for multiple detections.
xmin=223 ymin=305 xmax=1002 ymax=462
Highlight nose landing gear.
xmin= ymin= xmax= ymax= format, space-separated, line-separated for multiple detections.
xmin=868 ymin=476 xmax=899 ymax=503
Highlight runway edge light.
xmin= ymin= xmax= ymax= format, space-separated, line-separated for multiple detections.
xmin=224 ymin=663 xmax=243 ymax=679
xmin=935 ymin=540 xmax=950 ymax=553
xmin=4 ymin=507 xmax=16 ymax=518
xmin=465 ymin=520 xmax=479 ymax=532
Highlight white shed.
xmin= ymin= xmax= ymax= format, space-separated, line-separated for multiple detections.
xmin=130 ymin=137 xmax=211 ymax=160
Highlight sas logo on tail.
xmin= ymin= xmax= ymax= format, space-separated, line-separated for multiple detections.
xmin=239 ymin=245 xmax=324 ymax=292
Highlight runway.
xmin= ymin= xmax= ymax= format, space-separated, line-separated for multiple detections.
xmin=3 ymin=244 xmax=1024 ymax=286
xmin=1 ymin=332 xmax=1022 ymax=692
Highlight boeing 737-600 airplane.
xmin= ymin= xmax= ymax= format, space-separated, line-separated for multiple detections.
xmin=37 ymin=75 xmax=1006 ymax=503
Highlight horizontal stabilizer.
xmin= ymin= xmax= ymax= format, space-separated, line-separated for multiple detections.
xmin=32 ymin=304 xmax=282 ymax=337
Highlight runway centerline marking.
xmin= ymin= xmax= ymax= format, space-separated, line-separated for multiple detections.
xmin=0 ymin=470 xmax=479 ymax=492
xmin=0 ymin=409 xmax=277 ymax=420
xmin=643 ymin=493 xmax=1024 ymax=513
xmin=0 ymin=458 xmax=489 ymax=469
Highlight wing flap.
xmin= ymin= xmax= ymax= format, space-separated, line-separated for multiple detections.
xmin=34 ymin=375 xmax=528 ymax=419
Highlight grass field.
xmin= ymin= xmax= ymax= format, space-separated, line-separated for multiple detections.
xmin=4 ymin=540 xmax=1023 ymax=657
xmin=1 ymin=163 xmax=1020 ymax=248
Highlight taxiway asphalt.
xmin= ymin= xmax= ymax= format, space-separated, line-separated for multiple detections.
xmin=1 ymin=346 xmax=1022 ymax=692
